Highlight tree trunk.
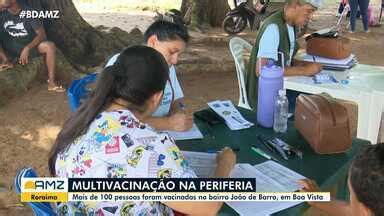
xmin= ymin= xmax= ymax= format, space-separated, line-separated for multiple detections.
xmin=0 ymin=0 xmax=143 ymax=106
xmin=183 ymin=0 xmax=229 ymax=27
xmin=180 ymin=0 xmax=192 ymax=16
xmin=207 ymin=0 xmax=229 ymax=27
xmin=25 ymin=0 xmax=143 ymax=68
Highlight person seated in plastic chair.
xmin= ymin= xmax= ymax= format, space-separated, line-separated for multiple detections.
xmin=0 ymin=0 xmax=64 ymax=92
xmin=299 ymin=143 xmax=384 ymax=216
xmin=106 ymin=18 xmax=192 ymax=132
xmin=246 ymin=0 xmax=323 ymax=110
xmin=49 ymin=46 xmax=236 ymax=215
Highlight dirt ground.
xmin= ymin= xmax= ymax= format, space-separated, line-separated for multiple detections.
xmin=1 ymin=2 xmax=384 ymax=215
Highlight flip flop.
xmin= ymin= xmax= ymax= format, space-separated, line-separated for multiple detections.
xmin=48 ymin=85 xmax=66 ymax=93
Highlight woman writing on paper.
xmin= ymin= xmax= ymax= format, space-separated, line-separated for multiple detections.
xmin=48 ymin=46 xmax=236 ymax=215
xmin=106 ymin=18 xmax=193 ymax=132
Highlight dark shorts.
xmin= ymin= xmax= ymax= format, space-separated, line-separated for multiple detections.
xmin=0 ymin=39 xmax=40 ymax=63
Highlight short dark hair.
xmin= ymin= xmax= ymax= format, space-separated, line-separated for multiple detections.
xmin=350 ymin=143 xmax=384 ymax=215
xmin=144 ymin=20 xmax=189 ymax=44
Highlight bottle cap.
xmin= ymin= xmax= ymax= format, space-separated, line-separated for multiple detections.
xmin=278 ymin=89 xmax=286 ymax=96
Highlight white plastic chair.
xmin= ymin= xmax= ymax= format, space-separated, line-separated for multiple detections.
xmin=229 ymin=37 xmax=253 ymax=110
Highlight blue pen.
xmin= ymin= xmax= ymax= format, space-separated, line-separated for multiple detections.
xmin=179 ymin=102 xmax=185 ymax=112
xmin=312 ymin=55 xmax=316 ymax=63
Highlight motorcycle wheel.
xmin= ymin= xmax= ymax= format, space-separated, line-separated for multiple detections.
xmin=222 ymin=15 xmax=247 ymax=35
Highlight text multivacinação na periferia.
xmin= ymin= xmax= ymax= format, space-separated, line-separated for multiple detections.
xmin=71 ymin=180 xmax=255 ymax=192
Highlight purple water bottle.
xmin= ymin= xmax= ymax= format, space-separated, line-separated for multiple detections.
xmin=257 ymin=53 xmax=284 ymax=128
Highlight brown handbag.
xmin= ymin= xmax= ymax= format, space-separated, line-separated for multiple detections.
xmin=306 ymin=34 xmax=351 ymax=60
xmin=294 ymin=93 xmax=352 ymax=154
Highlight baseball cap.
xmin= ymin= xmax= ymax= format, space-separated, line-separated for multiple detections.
xmin=299 ymin=0 xmax=323 ymax=9
xmin=287 ymin=0 xmax=323 ymax=9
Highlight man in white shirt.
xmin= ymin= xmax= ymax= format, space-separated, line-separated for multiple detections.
xmin=246 ymin=0 xmax=323 ymax=110
xmin=106 ymin=19 xmax=192 ymax=132
xmin=254 ymin=0 xmax=323 ymax=76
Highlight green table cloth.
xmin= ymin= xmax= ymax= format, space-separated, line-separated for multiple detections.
xmin=176 ymin=108 xmax=369 ymax=215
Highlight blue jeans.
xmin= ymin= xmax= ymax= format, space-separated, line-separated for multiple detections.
xmin=349 ymin=0 xmax=369 ymax=31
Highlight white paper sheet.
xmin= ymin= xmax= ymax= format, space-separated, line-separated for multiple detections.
xmin=208 ymin=100 xmax=254 ymax=130
xmin=227 ymin=161 xmax=305 ymax=216
xmin=253 ymin=161 xmax=305 ymax=192
xmin=230 ymin=164 xmax=281 ymax=192
xmin=166 ymin=123 xmax=203 ymax=140
xmin=181 ymin=151 xmax=217 ymax=177
xmin=226 ymin=200 xmax=302 ymax=216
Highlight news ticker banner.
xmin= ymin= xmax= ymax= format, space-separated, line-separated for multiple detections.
xmin=21 ymin=178 xmax=330 ymax=203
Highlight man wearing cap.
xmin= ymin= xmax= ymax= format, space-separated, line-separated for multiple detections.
xmin=246 ymin=0 xmax=323 ymax=110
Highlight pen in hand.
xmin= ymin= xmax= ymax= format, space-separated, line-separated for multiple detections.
xmin=179 ymin=101 xmax=186 ymax=112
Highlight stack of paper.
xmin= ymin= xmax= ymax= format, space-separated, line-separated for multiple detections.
xmin=208 ymin=100 xmax=254 ymax=130
xmin=302 ymin=54 xmax=357 ymax=71
xmin=166 ymin=123 xmax=203 ymax=140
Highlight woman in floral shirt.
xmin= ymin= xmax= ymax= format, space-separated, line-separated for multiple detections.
xmin=49 ymin=46 xmax=236 ymax=216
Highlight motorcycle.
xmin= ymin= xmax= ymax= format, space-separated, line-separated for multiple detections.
xmin=223 ymin=0 xmax=270 ymax=35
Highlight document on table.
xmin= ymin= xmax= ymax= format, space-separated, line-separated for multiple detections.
xmin=181 ymin=151 xmax=217 ymax=177
xmin=253 ymin=161 xmax=305 ymax=192
xmin=208 ymin=100 xmax=254 ymax=130
xmin=166 ymin=123 xmax=203 ymax=140
xmin=227 ymin=161 xmax=306 ymax=216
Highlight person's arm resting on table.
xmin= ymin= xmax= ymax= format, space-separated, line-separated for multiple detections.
xmin=298 ymin=179 xmax=352 ymax=216
xmin=255 ymin=24 xmax=322 ymax=76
